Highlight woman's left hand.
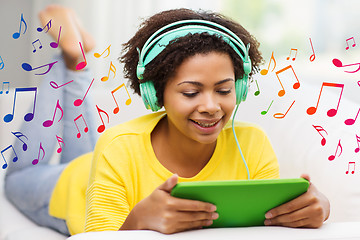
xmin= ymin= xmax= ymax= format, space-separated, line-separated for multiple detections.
xmin=264 ymin=174 xmax=330 ymax=228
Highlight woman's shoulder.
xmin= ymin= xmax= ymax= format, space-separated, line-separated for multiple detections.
xmin=223 ymin=120 xmax=266 ymax=134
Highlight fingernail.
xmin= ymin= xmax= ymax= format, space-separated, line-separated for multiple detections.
xmin=212 ymin=212 xmax=219 ymax=219
xmin=264 ymin=219 xmax=271 ymax=226
xmin=205 ymin=220 xmax=213 ymax=226
xmin=265 ymin=212 xmax=272 ymax=219
xmin=210 ymin=205 xmax=217 ymax=211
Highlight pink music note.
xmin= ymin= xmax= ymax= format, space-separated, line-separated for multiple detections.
xmin=101 ymin=61 xmax=116 ymax=82
xmin=43 ymin=99 xmax=64 ymax=127
xmin=346 ymin=162 xmax=355 ymax=174
xmin=22 ymin=61 xmax=58 ymax=75
xmin=1 ymin=145 xmax=18 ymax=169
xmin=11 ymin=131 xmax=28 ymax=151
xmin=344 ymin=108 xmax=359 ymax=125
xmin=76 ymin=42 xmax=87 ymax=70
xmin=309 ymin=38 xmax=316 ymax=62
xmin=328 ymin=139 xmax=342 ymax=161
xmin=273 ymin=100 xmax=295 ymax=119
xmin=0 ymin=81 xmax=9 ymax=94
xmin=37 ymin=19 xmax=52 ymax=33
xmin=261 ymin=100 xmax=274 ymax=115
xmin=74 ymin=114 xmax=89 ymax=138
xmin=50 ymin=26 xmax=61 ymax=48
xmin=275 ymin=65 xmax=300 ymax=97
xmin=111 ymin=83 xmax=132 ymax=114
xmin=4 ymin=87 xmax=37 ymax=123
xmin=345 ymin=37 xmax=356 ymax=50
xmin=0 ymin=56 xmax=4 ymax=70
xmin=332 ymin=58 xmax=360 ymax=73
xmin=307 ymin=82 xmax=344 ymax=117
xmin=312 ymin=125 xmax=328 ymax=146
xmin=56 ymin=135 xmax=65 ymax=153
xmin=358 ymin=81 xmax=360 ymax=87
xmin=355 ymin=135 xmax=360 ymax=153
xmin=32 ymin=39 xmax=43 ymax=53
xmin=50 ymin=79 xmax=74 ymax=89
xmin=96 ymin=105 xmax=110 ymax=133
xmin=12 ymin=13 xmax=27 ymax=39
xmin=74 ymin=78 xmax=94 ymax=107
xmin=286 ymin=48 xmax=298 ymax=61
xmin=94 ymin=44 xmax=111 ymax=58
xmin=32 ymin=143 xmax=45 ymax=165
xmin=260 ymin=51 xmax=276 ymax=75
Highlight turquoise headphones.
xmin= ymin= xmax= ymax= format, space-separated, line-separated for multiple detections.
xmin=136 ymin=19 xmax=252 ymax=112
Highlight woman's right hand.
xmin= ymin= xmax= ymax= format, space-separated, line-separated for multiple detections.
xmin=120 ymin=174 xmax=219 ymax=234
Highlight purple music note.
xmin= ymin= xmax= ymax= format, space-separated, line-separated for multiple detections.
xmin=4 ymin=87 xmax=37 ymax=123
xmin=37 ymin=19 xmax=52 ymax=33
xmin=43 ymin=99 xmax=64 ymax=127
xmin=32 ymin=143 xmax=45 ymax=165
xmin=22 ymin=61 xmax=58 ymax=75
xmin=11 ymin=131 xmax=28 ymax=151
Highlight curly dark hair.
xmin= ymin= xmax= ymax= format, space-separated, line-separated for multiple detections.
xmin=120 ymin=8 xmax=263 ymax=107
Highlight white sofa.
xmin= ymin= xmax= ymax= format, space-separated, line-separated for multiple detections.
xmin=1 ymin=67 xmax=360 ymax=239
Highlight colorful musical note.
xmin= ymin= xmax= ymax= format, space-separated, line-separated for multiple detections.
xmin=4 ymin=87 xmax=37 ymax=123
xmin=273 ymin=100 xmax=295 ymax=119
xmin=286 ymin=48 xmax=298 ymax=61
xmin=12 ymin=13 xmax=27 ymax=39
xmin=309 ymin=38 xmax=315 ymax=62
xmin=22 ymin=61 xmax=58 ymax=75
xmin=355 ymin=135 xmax=360 ymax=153
xmin=32 ymin=39 xmax=43 ymax=53
xmin=0 ymin=81 xmax=9 ymax=94
xmin=1 ymin=145 xmax=18 ymax=169
xmin=346 ymin=162 xmax=355 ymax=174
xmin=111 ymin=83 xmax=132 ymax=114
xmin=261 ymin=100 xmax=274 ymax=115
xmin=43 ymin=99 xmax=64 ymax=127
xmin=94 ymin=44 xmax=111 ymax=58
xmin=328 ymin=139 xmax=342 ymax=161
xmin=11 ymin=131 xmax=28 ymax=151
xmin=332 ymin=58 xmax=360 ymax=73
xmin=96 ymin=105 xmax=110 ymax=133
xmin=50 ymin=26 xmax=61 ymax=48
xmin=101 ymin=61 xmax=116 ymax=82
xmin=0 ymin=56 xmax=5 ymax=70
xmin=76 ymin=42 xmax=87 ymax=70
xmin=260 ymin=51 xmax=276 ymax=75
xmin=254 ymin=80 xmax=260 ymax=96
xmin=50 ymin=79 xmax=74 ymax=89
xmin=358 ymin=81 xmax=360 ymax=87
xmin=56 ymin=135 xmax=64 ymax=153
xmin=74 ymin=114 xmax=89 ymax=138
xmin=74 ymin=78 xmax=94 ymax=107
xmin=345 ymin=108 xmax=360 ymax=125
xmin=307 ymin=82 xmax=344 ymax=117
xmin=345 ymin=37 xmax=356 ymax=50
xmin=32 ymin=143 xmax=45 ymax=165
xmin=312 ymin=125 xmax=328 ymax=146
xmin=275 ymin=65 xmax=300 ymax=97
xmin=37 ymin=19 xmax=52 ymax=33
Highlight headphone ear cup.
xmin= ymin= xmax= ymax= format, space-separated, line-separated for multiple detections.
xmin=235 ymin=76 xmax=248 ymax=105
xmin=140 ymin=81 xmax=161 ymax=112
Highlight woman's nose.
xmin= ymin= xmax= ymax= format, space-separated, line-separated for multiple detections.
xmin=197 ymin=93 xmax=221 ymax=115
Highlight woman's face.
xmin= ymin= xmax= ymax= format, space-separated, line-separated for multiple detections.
xmin=163 ymin=51 xmax=236 ymax=145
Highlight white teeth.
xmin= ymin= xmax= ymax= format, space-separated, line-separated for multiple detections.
xmin=193 ymin=120 xmax=218 ymax=127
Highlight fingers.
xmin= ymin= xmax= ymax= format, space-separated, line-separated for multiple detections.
xmin=158 ymin=174 xmax=178 ymax=193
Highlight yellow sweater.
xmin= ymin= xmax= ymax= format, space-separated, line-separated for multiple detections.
xmin=49 ymin=112 xmax=279 ymax=235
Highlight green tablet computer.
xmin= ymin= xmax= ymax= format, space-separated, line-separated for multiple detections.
xmin=170 ymin=178 xmax=309 ymax=228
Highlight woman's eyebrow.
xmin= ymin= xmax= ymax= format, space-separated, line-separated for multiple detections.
xmin=177 ymin=78 xmax=234 ymax=86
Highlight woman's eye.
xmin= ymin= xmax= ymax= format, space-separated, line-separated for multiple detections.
xmin=217 ymin=89 xmax=231 ymax=95
xmin=182 ymin=92 xmax=198 ymax=97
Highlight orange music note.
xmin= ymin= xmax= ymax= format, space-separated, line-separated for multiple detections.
xmin=307 ymin=82 xmax=344 ymax=117
xmin=346 ymin=162 xmax=355 ymax=174
xmin=4 ymin=87 xmax=37 ymax=123
xmin=56 ymin=135 xmax=65 ymax=153
xmin=50 ymin=26 xmax=61 ymax=48
xmin=74 ymin=114 xmax=89 ymax=138
xmin=96 ymin=105 xmax=110 ymax=133
xmin=37 ymin=19 xmax=52 ymax=33
xmin=328 ymin=139 xmax=342 ymax=161
xmin=11 ymin=131 xmax=28 ymax=151
xmin=32 ymin=39 xmax=43 ymax=53
xmin=312 ymin=125 xmax=328 ymax=146
xmin=309 ymin=38 xmax=316 ymax=62
xmin=261 ymin=100 xmax=274 ymax=115
xmin=74 ymin=78 xmax=94 ymax=107
xmin=76 ymin=42 xmax=87 ymax=70
xmin=43 ymin=99 xmax=64 ymax=127
xmin=273 ymin=100 xmax=295 ymax=119
xmin=101 ymin=61 xmax=116 ymax=82
xmin=111 ymin=83 xmax=132 ymax=114
xmin=275 ymin=65 xmax=300 ymax=97
xmin=345 ymin=37 xmax=356 ymax=50
xmin=22 ymin=61 xmax=58 ymax=75
xmin=332 ymin=58 xmax=360 ymax=73
xmin=345 ymin=108 xmax=360 ymax=125
xmin=12 ymin=13 xmax=27 ymax=39
xmin=286 ymin=48 xmax=298 ymax=61
xmin=32 ymin=143 xmax=45 ymax=165
xmin=1 ymin=145 xmax=18 ymax=169
xmin=355 ymin=135 xmax=360 ymax=153
xmin=260 ymin=51 xmax=276 ymax=75
xmin=0 ymin=81 xmax=9 ymax=94
xmin=94 ymin=44 xmax=111 ymax=58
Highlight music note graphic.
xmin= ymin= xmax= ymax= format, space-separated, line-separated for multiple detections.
xmin=260 ymin=51 xmax=276 ymax=75
xmin=74 ymin=78 xmax=94 ymax=107
xmin=101 ymin=61 xmax=116 ymax=82
xmin=0 ymin=81 xmax=10 ymax=94
xmin=96 ymin=105 xmax=110 ymax=133
xmin=328 ymin=139 xmax=342 ymax=161
xmin=345 ymin=37 xmax=356 ymax=50
xmin=346 ymin=162 xmax=355 ymax=174
xmin=111 ymin=83 xmax=132 ymax=114
xmin=4 ymin=87 xmax=37 ymax=123
xmin=358 ymin=81 xmax=360 ymax=87
xmin=37 ymin=19 xmax=52 ymax=33
xmin=74 ymin=114 xmax=89 ymax=138
xmin=286 ymin=48 xmax=298 ymax=61
xmin=312 ymin=125 xmax=328 ymax=146
xmin=32 ymin=39 xmax=43 ymax=53
xmin=275 ymin=65 xmax=300 ymax=97
xmin=32 ymin=143 xmax=45 ymax=165
xmin=43 ymin=99 xmax=64 ymax=127
xmin=22 ymin=61 xmax=58 ymax=75
xmin=11 ymin=131 xmax=28 ymax=151
xmin=0 ymin=56 xmax=4 ymax=70
xmin=254 ymin=80 xmax=260 ymax=96
xmin=76 ymin=42 xmax=87 ymax=70
xmin=332 ymin=58 xmax=360 ymax=73
xmin=1 ymin=145 xmax=18 ymax=169
xmin=355 ymin=135 xmax=360 ymax=153
xmin=50 ymin=26 xmax=61 ymax=48
xmin=273 ymin=100 xmax=295 ymax=119
xmin=94 ymin=44 xmax=111 ymax=58
xmin=12 ymin=13 xmax=27 ymax=39
xmin=56 ymin=135 xmax=65 ymax=153
xmin=50 ymin=79 xmax=74 ymax=89
xmin=307 ymin=82 xmax=344 ymax=117
xmin=261 ymin=100 xmax=274 ymax=115
xmin=345 ymin=108 xmax=360 ymax=125
xmin=309 ymin=38 xmax=316 ymax=62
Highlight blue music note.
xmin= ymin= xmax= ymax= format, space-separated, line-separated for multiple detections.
xmin=12 ymin=13 xmax=27 ymax=39
xmin=1 ymin=145 xmax=18 ymax=169
xmin=4 ymin=87 xmax=37 ymax=123
xmin=22 ymin=61 xmax=58 ymax=75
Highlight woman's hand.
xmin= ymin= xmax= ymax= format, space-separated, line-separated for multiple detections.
xmin=264 ymin=174 xmax=330 ymax=228
xmin=120 ymin=174 xmax=219 ymax=234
